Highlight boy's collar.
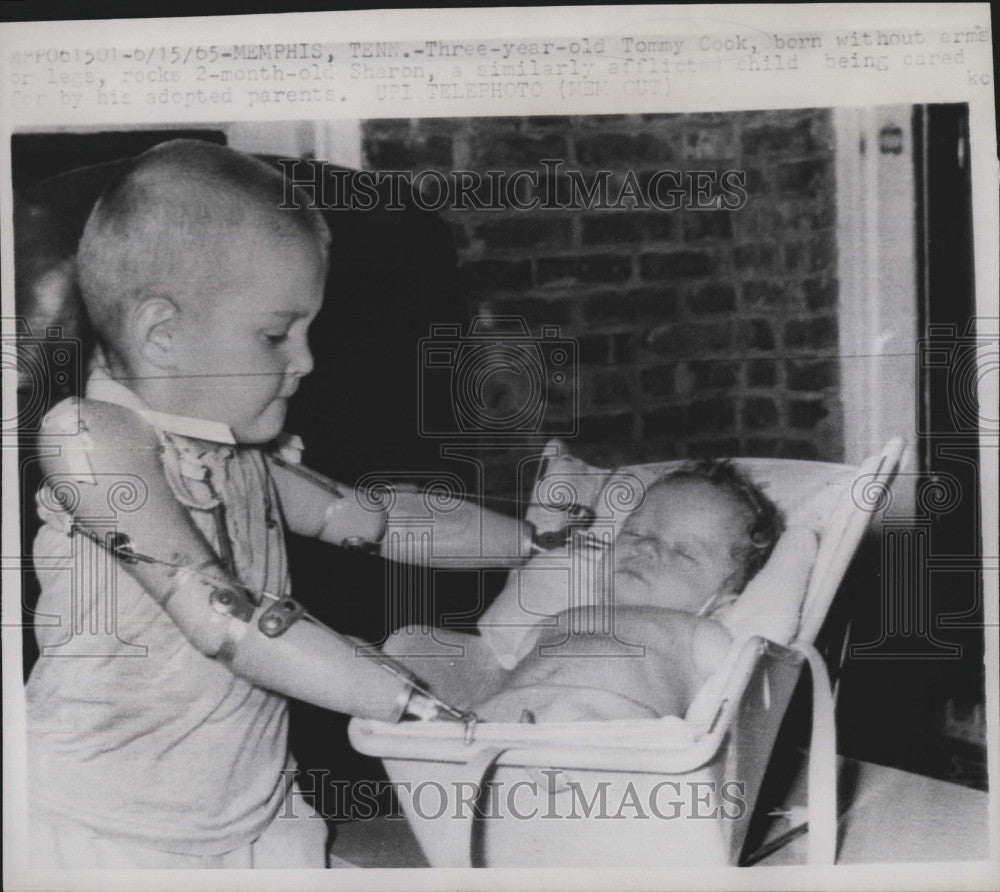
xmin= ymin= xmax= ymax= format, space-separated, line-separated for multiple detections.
xmin=85 ymin=363 xmax=237 ymax=445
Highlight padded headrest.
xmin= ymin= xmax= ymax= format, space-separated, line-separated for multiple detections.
xmin=478 ymin=440 xmax=896 ymax=670
xmin=525 ymin=443 xmax=855 ymax=537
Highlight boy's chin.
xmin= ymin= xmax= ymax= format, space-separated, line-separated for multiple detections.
xmin=231 ymin=404 xmax=287 ymax=444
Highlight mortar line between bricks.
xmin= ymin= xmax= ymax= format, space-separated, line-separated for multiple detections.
xmin=371 ymin=110 xmax=843 ymax=462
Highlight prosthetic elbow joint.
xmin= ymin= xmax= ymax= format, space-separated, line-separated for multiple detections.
xmin=257 ymin=598 xmax=306 ymax=637
xmin=206 ymin=582 xmax=306 ymax=638
xmin=169 ymin=567 xmax=305 ymax=663
xmin=209 ymin=585 xmax=255 ymax=622
xmin=207 ymin=584 xmax=305 ymax=639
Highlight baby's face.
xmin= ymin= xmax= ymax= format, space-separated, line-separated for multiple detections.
xmin=171 ymin=227 xmax=326 ymax=443
xmin=611 ymin=478 xmax=748 ymax=613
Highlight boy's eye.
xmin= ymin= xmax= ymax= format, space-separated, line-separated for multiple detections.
xmin=263 ymin=331 xmax=290 ymax=346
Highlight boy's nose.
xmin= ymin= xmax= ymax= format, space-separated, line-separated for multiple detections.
xmin=288 ymin=341 xmax=315 ymax=379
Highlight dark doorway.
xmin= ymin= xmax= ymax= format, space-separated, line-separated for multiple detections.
xmin=913 ymin=102 xmax=986 ymax=788
xmin=837 ymin=103 xmax=986 ymax=789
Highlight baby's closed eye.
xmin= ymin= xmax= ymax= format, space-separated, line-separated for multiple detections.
xmin=621 ymin=534 xmax=659 ymax=560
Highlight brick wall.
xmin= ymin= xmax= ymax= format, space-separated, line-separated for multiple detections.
xmin=362 ymin=111 xmax=841 ymax=498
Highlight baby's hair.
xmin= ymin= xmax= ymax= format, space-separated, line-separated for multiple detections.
xmin=655 ymin=459 xmax=784 ymax=593
xmin=77 ymin=139 xmax=330 ymax=358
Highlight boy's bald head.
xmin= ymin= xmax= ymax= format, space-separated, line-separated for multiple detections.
xmin=77 ymin=139 xmax=329 ymax=362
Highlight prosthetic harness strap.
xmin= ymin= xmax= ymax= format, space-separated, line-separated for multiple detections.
xmin=87 ymin=368 xmax=297 ymax=639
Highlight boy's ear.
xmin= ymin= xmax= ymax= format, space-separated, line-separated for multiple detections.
xmin=134 ymin=297 xmax=179 ymax=369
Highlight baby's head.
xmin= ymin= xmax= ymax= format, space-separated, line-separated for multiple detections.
xmin=77 ymin=139 xmax=330 ymax=442
xmin=612 ymin=460 xmax=783 ymax=614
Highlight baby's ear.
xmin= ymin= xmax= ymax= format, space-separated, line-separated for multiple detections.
xmin=719 ymin=544 xmax=746 ymax=595
xmin=133 ymin=297 xmax=179 ymax=369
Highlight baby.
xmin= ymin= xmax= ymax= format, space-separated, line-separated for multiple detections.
xmin=474 ymin=461 xmax=784 ymax=722
xmin=25 ymin=140 xmax=532 ymax=868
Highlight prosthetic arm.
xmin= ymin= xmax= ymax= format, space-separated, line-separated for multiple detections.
xmin=36 ymin=399 xmax=460 ymax=722
xmin=268 ymin=452 xmax=564 ymax=569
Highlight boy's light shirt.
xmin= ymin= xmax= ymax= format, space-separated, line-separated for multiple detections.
xmin=25 ymin=368 xmax=296 ymax=856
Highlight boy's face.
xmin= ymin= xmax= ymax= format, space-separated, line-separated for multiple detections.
xmin=612 ymin=478 xmax=748 ymax=613
xmin=171 ymin=225 xmax=326 ymax=443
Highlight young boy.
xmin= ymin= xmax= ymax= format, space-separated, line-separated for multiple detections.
xmin=473 ymin=461 xmax=784 ymax=722
xmin=25 ymin=139 xmax=534 ymax=868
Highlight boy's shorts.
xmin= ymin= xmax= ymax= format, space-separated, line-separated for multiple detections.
xmin=29 ymin=782 xmax=333 ymax=869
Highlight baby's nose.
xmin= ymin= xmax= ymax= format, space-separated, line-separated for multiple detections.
xmin=633 ymin=540 xmax=657 ymax=561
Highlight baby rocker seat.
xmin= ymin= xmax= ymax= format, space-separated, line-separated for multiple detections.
xmin=348 ymin=438 xmax=906 ymax=868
